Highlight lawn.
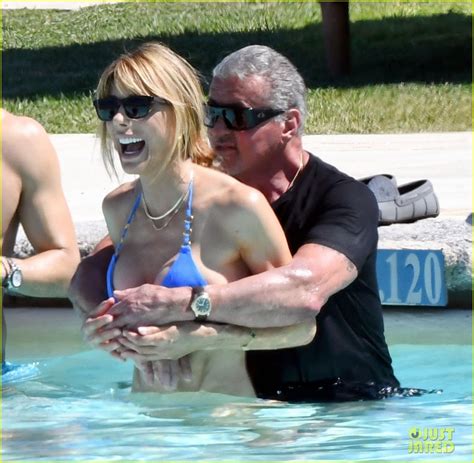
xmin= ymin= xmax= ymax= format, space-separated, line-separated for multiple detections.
xmin=2 ymin=1 xmax=471 ymax=133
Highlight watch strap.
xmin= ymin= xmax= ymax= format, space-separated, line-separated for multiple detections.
xmin=1 ymin=259 xmax=9 ymax=288
xmin=191 ymin=286 xmax=206 ymax=298
xmin=4 ymin=258 xmax=22 ymax=290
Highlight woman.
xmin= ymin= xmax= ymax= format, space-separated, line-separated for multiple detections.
xmin=86 ymin=42 xmax=315 ymax=396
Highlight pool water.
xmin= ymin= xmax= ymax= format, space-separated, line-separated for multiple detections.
xmin=1 ymin=310 xmax=472 ymax=461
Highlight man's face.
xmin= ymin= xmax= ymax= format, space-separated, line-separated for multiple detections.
xmin=208 ymin=75 xmax=284 ymax=181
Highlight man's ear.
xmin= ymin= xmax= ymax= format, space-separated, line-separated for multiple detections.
xmin=281 ymin=109 xmax=301 ymax=141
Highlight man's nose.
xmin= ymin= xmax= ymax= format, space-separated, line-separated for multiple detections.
xmin=208 ymin=115 xmax=230 ymax=134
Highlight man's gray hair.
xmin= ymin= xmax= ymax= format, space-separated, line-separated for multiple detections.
xmin=213 ymin=45 xmax=307 ymax=135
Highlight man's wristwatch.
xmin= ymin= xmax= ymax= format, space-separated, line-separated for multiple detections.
xmin=2 ymin=258 xmax=23 ymax=291
xmin=190 ymin=286 xmax=212 ymax=322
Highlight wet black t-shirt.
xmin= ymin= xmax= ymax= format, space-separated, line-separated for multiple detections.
xmin=246 ymin=154 xmax=400 ymax=401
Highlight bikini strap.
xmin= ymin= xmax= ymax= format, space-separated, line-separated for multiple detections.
xmin=182 ymin=178 xmax=194 ymax=248
xmin=113 ymin=191 xmax=143 ymax=257
xmin=107 ymin=190 xmax=142 ymax=299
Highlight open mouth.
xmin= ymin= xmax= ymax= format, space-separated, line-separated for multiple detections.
xmin=214 ymin=144 xmax=236 ymax=152
xmin=119 ymin=136 xmax=145 ymax=157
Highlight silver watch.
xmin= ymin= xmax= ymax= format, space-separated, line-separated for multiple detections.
xmin=190 ymin=286 xmax=212 ymax=321
xmin=4 ymin=258 xmax=23 ymax=291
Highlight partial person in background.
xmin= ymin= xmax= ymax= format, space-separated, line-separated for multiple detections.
xmin=2 ymin=109 xmax=80 ymax=370
xmin=76 ymin=42 xmax=315 ymax=395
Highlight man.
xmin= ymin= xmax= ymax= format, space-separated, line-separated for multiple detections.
xmin=71 ymin=45 xmax=399 ymax=401
xmin=2 ymin=109 xmax=80 ymax=367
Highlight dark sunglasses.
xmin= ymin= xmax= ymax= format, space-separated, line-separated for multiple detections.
xmin=93 ymin=95 xmax=169 ymax=122
xmin=204 ymin=105 xmax=284 ymax=131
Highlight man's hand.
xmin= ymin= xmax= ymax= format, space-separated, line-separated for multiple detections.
xmin=117 ymin=323 xmax=217 ymax=361
xmin=106 ymin=284 xmax=193 ymax=329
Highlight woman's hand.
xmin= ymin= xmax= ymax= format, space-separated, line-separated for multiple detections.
xmin=117 ymin=323 xmax=217 ymax=361
xmin=82 ymin=297 xmax=124 ymax=359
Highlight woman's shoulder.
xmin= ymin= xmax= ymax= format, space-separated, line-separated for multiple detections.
xmin=102 ymin=181 xmax=141 ymax=241
xmin=194 ymin=165 xmax=265 ymax=210
xmin=193 ymin=166 xmax=271 ymax=233
xmin=103 ymin=181 xmax=140 ymax=214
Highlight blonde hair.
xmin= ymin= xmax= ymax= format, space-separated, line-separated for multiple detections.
xmin=95 ymin=42 xmax=213 ymax=178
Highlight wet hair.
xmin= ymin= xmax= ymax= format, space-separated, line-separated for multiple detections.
xmin=212 ymin=45 xmax=307 ymax=135
xmin=95 ymin=42 xmax=213 ymax=178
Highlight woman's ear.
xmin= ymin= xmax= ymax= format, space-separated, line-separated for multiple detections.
xmin=281 ymin=109 xmax=301 ymax=141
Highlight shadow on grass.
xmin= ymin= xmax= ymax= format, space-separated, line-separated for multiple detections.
xmin=3 ymin=11 xmax=471 ymax=99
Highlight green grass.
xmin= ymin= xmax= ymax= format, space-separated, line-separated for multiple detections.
xmin=307 ymin=83 xmax=471 ymax=134
xmin=2 ymin=1 xmax=472 ymax=133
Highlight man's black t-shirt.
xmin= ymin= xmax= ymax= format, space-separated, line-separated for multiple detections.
xmin=246 ymin=154 xmax=400 ymax=401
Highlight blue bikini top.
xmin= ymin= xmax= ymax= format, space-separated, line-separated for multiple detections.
xmin=106 ymin=178 xmax=208 ymax=299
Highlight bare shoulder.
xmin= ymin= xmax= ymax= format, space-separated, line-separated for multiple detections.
xmin=2 ymin=111 xmax=58 ymax=175
xmin=193 ymin=165 xmax=284 ymax=248
xmin=102 ymin=181 xmax=139 ymax=214
xmin=3 ymin=111 xmax=49 ymax=151
xmin=102 ymin=181 xmax=140 ymax=243
xmin=194 ymin=165 xmax=267 ymax=214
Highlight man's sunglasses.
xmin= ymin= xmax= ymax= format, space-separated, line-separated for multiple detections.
xmin=93 ymin=95 xmax=169 ymax=122
xmin=204 ymin=105 xmax=284 ymax=131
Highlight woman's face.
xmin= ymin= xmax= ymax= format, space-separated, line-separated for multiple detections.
xmin=106 ymin=83 xmax=174 ymax=177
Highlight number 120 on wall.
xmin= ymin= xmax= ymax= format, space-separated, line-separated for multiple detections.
xmin=376 ymin=249 xmax=447 ymax=306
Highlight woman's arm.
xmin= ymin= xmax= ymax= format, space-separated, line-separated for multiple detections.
xmin=117 ymin=320 xmax=316 ymax=361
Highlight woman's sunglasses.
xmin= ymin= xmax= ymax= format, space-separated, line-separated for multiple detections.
xmin=204 ymin=105 xmax=284 ymax=131
xmin=93 ymin=95 xmax=169 ymax=122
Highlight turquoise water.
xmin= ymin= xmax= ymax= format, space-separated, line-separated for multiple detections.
xmin=2 ymin=344 xmax=472 ymax=461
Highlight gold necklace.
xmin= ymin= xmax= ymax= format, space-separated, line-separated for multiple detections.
xmin=286 ymin=151 xmax=304 ymax=192
xmin=141 ymin=171 xmax=193 ymax=231
xmin=142 ymin=187 xmax=188 ymax=221
xmin=146 ymin=190 xmax=189 ymax=231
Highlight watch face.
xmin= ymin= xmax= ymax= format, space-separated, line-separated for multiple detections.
xmin=11 ymin=269 xmax=22 ymax=288
xmin=194 ymin=296 xmax=211 ymax=315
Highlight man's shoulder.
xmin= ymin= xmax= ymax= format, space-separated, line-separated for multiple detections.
xmin=306 ymin=153 xmax=353 ymax=183
xmin=2 ymin=113 xmax=56 ymax=170
xmin=301 ymin=153 xmax=374 ymax=202
xmin=3 ymin=112 xmax=46 ymax=143
xmin=287 ymin=153 xmax=379 ymax=245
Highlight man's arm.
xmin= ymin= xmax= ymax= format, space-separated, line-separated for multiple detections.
xmin=2 ymin=117 xmax=80 ymax=297
xmin=207 ymin=242 xmax=358 ymax=327
xmin=107 ymin=242 xmax=357 ymax=329
xmin=95 ymin=241 xmax=353 ymax=361
xmin=84 ymin=240 xmax=351 ymax=369
xmin=107 ymin=178 xmax=377 ymax=330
